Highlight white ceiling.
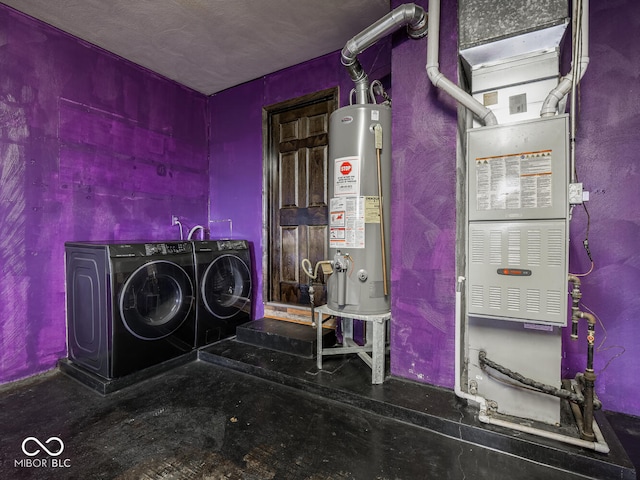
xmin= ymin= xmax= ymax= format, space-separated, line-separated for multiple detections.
xmin=1 ymin=0 xmax=391 ymax=95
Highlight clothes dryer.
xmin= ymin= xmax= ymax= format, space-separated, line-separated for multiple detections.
xmin=65 ymin=241 xmax=196 ymax=379
xmin=192 ymin=240 xmax=252 ymax=347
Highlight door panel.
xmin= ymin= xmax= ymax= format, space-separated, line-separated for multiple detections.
xmin=266 ymin=89 xmax=337 ymax=307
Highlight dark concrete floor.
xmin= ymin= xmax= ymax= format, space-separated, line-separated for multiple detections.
xmin=0 ymin=339 xmax=638 ymax=479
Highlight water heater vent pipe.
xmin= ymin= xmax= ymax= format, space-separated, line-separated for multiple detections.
xmin=341 ymin=3 xmax=428 ymax=105
xmin=425 ymin=0 xmax=498 ymax=126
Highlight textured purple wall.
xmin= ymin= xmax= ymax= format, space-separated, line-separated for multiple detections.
xmin=389 ymin=0 xmax=640 ymax=416
xmin=0 ymin=7 xmax=208 ymax=383
xmin=561 ymin=0 xmax=640 ymax=416
xmin=208 ymin=46 xmax=391 ymax=319
xmin=2 ymin=0 xmax=639 ymax=417
xmin=389 ymin=0 xmax=459 ymax=388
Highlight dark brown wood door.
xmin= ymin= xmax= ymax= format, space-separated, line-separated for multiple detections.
xmin=267 ymin=90 xmax=337 ymax=307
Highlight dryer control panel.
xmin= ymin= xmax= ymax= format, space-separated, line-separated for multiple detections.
xmin=216 ymin=240 xmax=248 ymax=251
xmin=110 ymin=242 xmax=192 ymax=257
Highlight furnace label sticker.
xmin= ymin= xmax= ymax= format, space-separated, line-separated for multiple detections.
xmin=329 ymin=196 xmax=365 ymax=249
xmin=475 ymin=150 xmax=553 ymax=211
xmin=334 ymin=156 xmax=360 ymax=196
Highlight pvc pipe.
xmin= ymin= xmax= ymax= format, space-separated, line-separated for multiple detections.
xmin=540 ymin=0 xmax=589 ymax=118
xmin=454 ymin=277 xmax=488 ymax=413
xmin=425 ymin=0 xmax=498 ymax=126
xmin=479 ymin=413 xmax=609 ymax=454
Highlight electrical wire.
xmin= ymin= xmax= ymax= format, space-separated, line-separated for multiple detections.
xmin=175 ymin=220 xmax=184 ymax=240
xmin=582 ymin=200 xmax=591 ymax=246
xmin=570 ymin=261 xmax=594 ymax=277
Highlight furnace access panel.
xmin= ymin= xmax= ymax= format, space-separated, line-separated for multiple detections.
xmin=466 ymin=116 xmax=569 ymax=325
xmin=467 ymin=115 xmax=569 ymax=222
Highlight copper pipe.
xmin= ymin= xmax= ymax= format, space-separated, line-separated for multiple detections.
xmin=376 ymin=145 xmax=388 ymax=296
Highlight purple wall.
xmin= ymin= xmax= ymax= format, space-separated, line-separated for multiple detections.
xmin=0 ymin=7 xmax=208 ymax=383
xmin=389 ymin=0 xmax=640 ymax=417
xmin=562 ymin=0 xmax=640 ymax=416
xmin=208 ymin=45 xmax=391 ymax=319
xmin=2 ymin=0 xmax=639 ymax=418
xmin=390 ymin=0 xmax=459 ymax=388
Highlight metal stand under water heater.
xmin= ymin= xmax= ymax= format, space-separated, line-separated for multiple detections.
xmin=303 ymin=5 xmax=427 ymax=381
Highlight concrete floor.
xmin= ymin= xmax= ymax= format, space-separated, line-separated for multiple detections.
xmin=0 ymin=339 xmax=638 ymax=479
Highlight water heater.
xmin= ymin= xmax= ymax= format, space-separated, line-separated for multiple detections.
xmin=327 ymin=103 xmax=391 ymax=315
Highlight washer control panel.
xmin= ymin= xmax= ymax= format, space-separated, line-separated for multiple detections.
xmin=144 ymin=242 xmax=191 ymax=256
xmin=110 ymin=242 xmax=192 ymax=257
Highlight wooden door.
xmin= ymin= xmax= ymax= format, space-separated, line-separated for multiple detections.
xmin=265 ymin=89 xmax=337 ymax=309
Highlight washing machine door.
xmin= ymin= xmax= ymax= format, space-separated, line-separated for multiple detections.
xmin=201 ymin=254 xmax=251 ymax=319
xmin=119 ymin=260 xmax=194 ymax=340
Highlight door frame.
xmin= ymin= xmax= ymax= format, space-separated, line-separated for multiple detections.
xmin=261 ymin=87 xmax=339 ymax=315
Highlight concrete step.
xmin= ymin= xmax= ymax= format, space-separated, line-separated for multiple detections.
xmin=236 ymin=318 xmax=336 ymax=358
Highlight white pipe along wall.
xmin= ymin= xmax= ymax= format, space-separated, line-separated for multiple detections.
xmin=425 ymin=0 xmax=498 ymax=126
xmin=540 ymin=0 xmax=589 ymax=118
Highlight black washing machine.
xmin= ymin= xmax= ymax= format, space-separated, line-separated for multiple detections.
xmin=65 ymin=241 xmax=196 ymax=379
xmin=193 ymin=240 xmax=252 ymax=347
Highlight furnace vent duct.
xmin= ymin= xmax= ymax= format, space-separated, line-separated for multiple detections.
xmin=541 ymin=0 xmax=589 ymax=117
xmin=426 ymin=0 xmax=498 ymax=126
xmin=341 ymin=3 xmax=428 ymax=105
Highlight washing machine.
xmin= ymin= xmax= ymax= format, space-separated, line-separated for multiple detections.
xmin=65 ymin=241 xmax=196 ymax=379
xmin=192 ymin=240 xmax=252 ymax=347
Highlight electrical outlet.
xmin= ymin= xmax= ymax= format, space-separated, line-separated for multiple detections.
xmin=171 ymin=215 xmax=179 ymax=225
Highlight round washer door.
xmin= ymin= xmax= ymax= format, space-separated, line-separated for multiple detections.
xmin=201 ymin=254 xmax=251 ymax=319
xmin=119 ymin=260 xmax=194 ymax=340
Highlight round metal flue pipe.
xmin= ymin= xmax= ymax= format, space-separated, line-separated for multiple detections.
xmin=341 ymin=3 xmax=428 ymax=104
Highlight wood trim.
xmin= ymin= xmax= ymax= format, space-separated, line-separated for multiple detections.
xmin=263 ymin=304 xmax=335 ymax=328
xmin=261 ymin=87 xmax=339 ymax=310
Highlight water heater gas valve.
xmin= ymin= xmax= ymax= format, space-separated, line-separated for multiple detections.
xmin=333 ymin=251 xmax=351 ymax=272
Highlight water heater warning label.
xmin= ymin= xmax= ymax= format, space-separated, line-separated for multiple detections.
xmin=364 ymin=196 xmax=380 ymax=223
xmin=330 ymin=196 xmax=365 ymax=249
xmin=475 ymin=150 xmax=553 ymax=211
xmin=334 ymin=156 xmax=360 ymax=196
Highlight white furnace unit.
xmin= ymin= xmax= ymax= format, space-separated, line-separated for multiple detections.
xmin=466 ymin=115 xmax=569 ymax=326
xmin=465 ymin=115 xmax=570 ymax=425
